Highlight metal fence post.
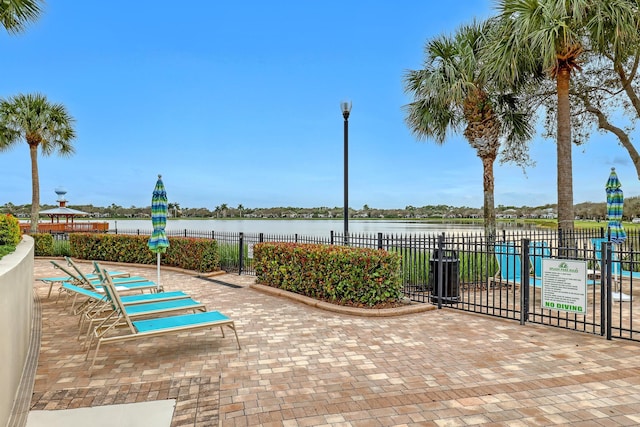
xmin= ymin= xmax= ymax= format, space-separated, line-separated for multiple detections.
xmin=259 ymin=232 xmax=264 ymax=243
xmin=238 ymin=232 xmax=244 ymax=275
xmin=436 ymin=233 xmax=444 ymax=309
xmin=558 ymin=228 xmax=564 ymax=257
xmin=520 ymin=239 xmax=530 ymax=325
xmin=605 ymin=241 xmax=612 ymax=340
xmin=377 ymin=232 xmax=383 ymax=250
xmin=598 ymin=241 xmax=606 ymax=336
xmin=330 ymin=231 xmax=334 ymax=246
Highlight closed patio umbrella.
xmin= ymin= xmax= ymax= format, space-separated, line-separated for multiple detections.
xmin=605 ymin=168 xmax=630 ymax=301
xmin=606 ymin=168 xmax=626 ymax=244
xmin=148 ymin=175 xmax=169 ymax=291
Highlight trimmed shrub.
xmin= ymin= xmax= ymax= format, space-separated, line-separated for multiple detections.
xmin=69 ymin=233 xmax=220 ymax=272
xmin=0 ymin=214 xmax=21 ymax=246
xmin=32 ymin=233 xmax=55 ymax=256
xmin=254 ymin=242 xmax=403 ymax=307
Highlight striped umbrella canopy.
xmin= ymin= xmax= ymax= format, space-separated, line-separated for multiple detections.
xmin=148 ymin=175 xmax=169 ymax=289
xmin=606 ymin=167 xmax=626 ymax=244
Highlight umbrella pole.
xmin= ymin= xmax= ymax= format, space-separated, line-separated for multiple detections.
xmin=157 ymin=252 xmax=161 ymax=292
xmin=616 ymin=244 xmax=620 ymax=294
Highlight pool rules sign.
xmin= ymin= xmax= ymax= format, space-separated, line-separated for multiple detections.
xmin=540 ymin=259 xmax=588 ymax=315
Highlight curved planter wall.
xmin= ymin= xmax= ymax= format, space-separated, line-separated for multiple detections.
xmin=0 ymin=236 xmax=34 ymax=427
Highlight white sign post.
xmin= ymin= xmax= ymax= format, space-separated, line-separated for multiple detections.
xmin=541 ymin=259 xmax=588 ymax=315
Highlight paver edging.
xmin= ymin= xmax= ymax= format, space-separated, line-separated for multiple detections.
xmin=250 ymin=283 xmax=436 ymax=317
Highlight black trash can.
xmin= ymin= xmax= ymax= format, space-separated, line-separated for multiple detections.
xmin=428 ymin=249 xmax=460 ymax=303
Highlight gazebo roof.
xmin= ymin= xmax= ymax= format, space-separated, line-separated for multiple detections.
xmin=40 ymin=207 xmax=88 ymax=216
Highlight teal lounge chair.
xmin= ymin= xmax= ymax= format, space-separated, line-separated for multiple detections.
xmin=61 ymin=282 xmax=191 ymax=319
xmin=39 ymin=263 xmax=129 ymax=298
xmin=88 ymin=270 xmax=240 ymax=368
xmin=65 ymin=257 xmax=151 ymax=287
xmin=91 ymin=261 xmax=163 ymax=292
xmin=50 ymin=260 xmax=158 ymax=296
xmin=83 ymin=285 xmax=207 ymax=347
xmin=529 ymin=241 xmax=551 ymax=280
xmin=494 ymin=243 xmax=542 ymax=287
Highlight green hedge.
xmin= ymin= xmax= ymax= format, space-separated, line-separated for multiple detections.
xmin=32 ymin=233 xmax=55 ymax=256
xmin=69 ymin=233 xmax=220 ymax=272
xmin=254 ymin=242 xmax=403 ymax=306
xmin=0 ymin=214 xmax=21 ymax=246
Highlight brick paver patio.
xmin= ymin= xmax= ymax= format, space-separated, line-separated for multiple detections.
xmin=19 ymin=259 xmax=640 ymax=426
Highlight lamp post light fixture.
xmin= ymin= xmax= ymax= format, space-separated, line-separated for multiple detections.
xmin=341 ymin=100 xmax=352 ymax=245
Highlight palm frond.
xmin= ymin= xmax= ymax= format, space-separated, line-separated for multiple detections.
xmin=0 ymin=0 xmax=43 ymax=34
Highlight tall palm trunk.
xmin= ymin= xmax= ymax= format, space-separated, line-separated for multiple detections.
xmin=463 ymin=90 xmax=500 ymax=242
xmin=482 ymin=154 xmax=496 ymax=241
xmin=556 ymin=66 xmax=574 ymax=234
xmin=29 ymin=144 xmax=40 ymax=233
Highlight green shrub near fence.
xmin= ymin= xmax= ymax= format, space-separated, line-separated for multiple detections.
xmin=69 ymin=233 xmax=220 ymax=272
xmin=390 ymin=247 xmax=499 ymax=287
xmin=254 ymin=242 xmax=403 ymax=307
xmin=53 ymin=239 xmax=72 ymax=257
xmin=32 ymin=233 xmax=55 ymax=256
xmin=459 ymin=251 xmax=499 ymax=283
xmin=30 ymin=233 xmax=71 ymax=257
xmin=217 ymin=241 xmax=251 ymax=269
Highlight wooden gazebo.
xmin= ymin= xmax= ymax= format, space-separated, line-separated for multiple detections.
xmin=19 ymin=188 xmax=108 ymax=234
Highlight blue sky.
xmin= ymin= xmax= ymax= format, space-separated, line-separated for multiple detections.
xmin=1 ymin=1 xmax=638 ymax=210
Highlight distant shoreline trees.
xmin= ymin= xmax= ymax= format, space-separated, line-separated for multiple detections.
xmin=1 ymin=201 xmax=635 ymax=222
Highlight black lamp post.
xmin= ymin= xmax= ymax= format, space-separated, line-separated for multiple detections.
xmin=341 ymin=101 xmax=352 ymax=245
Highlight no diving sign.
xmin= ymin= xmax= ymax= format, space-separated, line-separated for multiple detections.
xmin=540 ymin=259 xmax=588 ymax=315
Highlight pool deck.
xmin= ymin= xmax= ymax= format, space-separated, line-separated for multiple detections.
xmin=14 ymin=259 xmax=640 ymax=426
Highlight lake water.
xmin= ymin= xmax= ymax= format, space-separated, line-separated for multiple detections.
xmin=105 ymin=219 xmax=483 ymax=237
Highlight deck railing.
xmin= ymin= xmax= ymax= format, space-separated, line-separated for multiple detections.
xmin=19 ymin=222 xmax=109 ymax=234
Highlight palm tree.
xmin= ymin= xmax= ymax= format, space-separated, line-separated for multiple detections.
xmin=0 ymin=93 xmax=76 ymax=232
xmin=486 ymin=0 xmax=637 ymax=233
xmin=567 ymin=1 xmax=640 ymax=179
xmin=0 ymin=0 xmax=42 ymax=34
xmin=404 ymin=20 xmax=533 ymax=239
xmin=237 ymin=204 xmax=244 ymax=218
xmin=168 ymin=202 xmax=180 ymax=218
xmin=109 ymin=203 xmax=121 ymax=218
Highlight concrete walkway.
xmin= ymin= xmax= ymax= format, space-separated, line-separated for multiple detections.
xmin=21 ymin=259 xmax=640 ymax=426
xmin=26 ymin=400 xmax=176 ymax=427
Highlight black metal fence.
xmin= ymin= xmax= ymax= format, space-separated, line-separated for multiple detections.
xmin=110 ymin=226 xmax=639 ymax=342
